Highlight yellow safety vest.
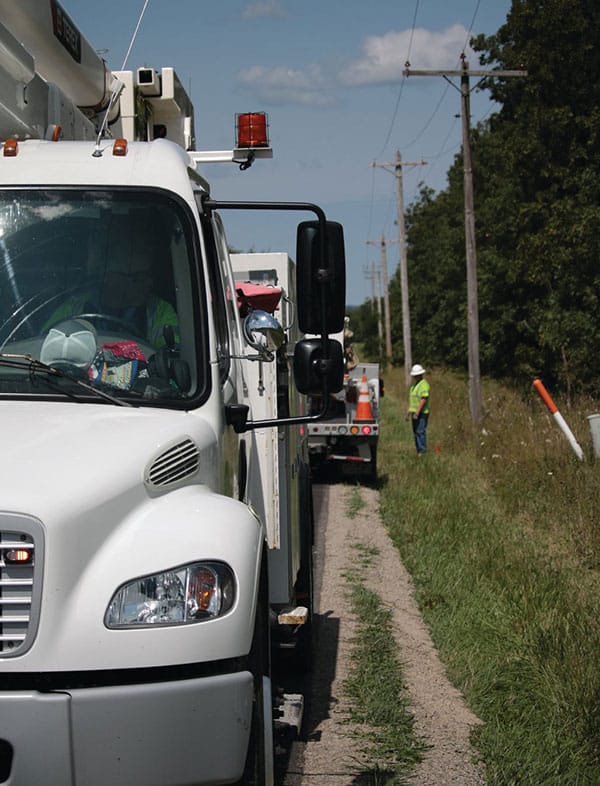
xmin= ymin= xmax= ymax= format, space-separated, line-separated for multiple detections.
xmin=409 ymin=379 xmax=430 ymax=414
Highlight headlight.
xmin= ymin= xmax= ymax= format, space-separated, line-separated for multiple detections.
xmin=105 ymin=561 xmax=235 ymax=628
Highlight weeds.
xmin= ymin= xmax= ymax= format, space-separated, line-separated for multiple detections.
xmin=346 ymin=485 xmax=368 ymax=518
xmin=379 ymin=366 xmax=600 ymax=785
xmin=342 ymin=539 xmax=426 ymax=784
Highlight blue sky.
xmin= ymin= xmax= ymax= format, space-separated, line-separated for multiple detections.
xmin=70 ymin=0 xmax=512 ymax=305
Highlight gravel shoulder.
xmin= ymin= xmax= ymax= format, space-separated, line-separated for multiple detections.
xmin=283 ymin=480 xmax=485 ymax=786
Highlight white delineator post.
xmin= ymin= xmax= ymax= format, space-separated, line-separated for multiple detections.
xmin=533 ymin=379 xmax=584 ymax=461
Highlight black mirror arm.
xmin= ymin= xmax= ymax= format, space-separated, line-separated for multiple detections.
xmin=226 ymin=365 xmax=333 ymax=434
xmin=206 ymin=197 xmax=336 ymax=432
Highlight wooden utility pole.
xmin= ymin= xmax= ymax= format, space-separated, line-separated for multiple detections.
xmin=372 ymin=154 xmax=426 ymax=386
xmin=364 ymin=261 xmax=383 ymax=351
xmin=367 ymin=236 xmax=397 ymax=362
xmin=460 ymin=57 xmax=481 ymax=426
xmin=403 ymin=58 xmax=527 ymax=426
xmin=375 ymin=266 xmax=383 ymax=352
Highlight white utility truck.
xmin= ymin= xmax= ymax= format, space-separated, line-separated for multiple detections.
xmin=0 ymin=2 xmax=345 ymax=785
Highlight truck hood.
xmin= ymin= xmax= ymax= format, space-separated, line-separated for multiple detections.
xmin=0 ymin=402 xmax=264 ymax=672
xmin=0 ymin=401 xmax=218 ymax=519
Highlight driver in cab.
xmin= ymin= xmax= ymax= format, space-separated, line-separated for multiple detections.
xmin=44 ymin=243 xmax=177 ymax=350
xmin=40 ymin=229 xmax=181 ymax=393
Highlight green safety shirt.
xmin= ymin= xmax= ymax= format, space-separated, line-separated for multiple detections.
xmin=408 ymin=378 xmax=430 ymax=414
xmin=43 ymin=293 xmax=178 ymax=349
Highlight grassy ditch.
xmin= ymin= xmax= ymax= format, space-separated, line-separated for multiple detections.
xmin=378 ymin=366 xmax=600 ymax=785
xmin=341 ymin=489 xmax=426 ymax=785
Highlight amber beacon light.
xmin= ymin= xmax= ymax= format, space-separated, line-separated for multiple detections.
xmin=236 ymin=112 xmax=269 ymax=148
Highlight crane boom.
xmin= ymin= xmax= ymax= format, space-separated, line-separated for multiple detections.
xmin=0 ymin=0 xmax=109 ymax=109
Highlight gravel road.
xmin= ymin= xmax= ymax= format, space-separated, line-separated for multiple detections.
xmin=280 ymin=480 xmax=485 ymax=786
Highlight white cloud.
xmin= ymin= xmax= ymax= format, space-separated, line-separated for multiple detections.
xmin=235 ymin=24 xmax=477 ymax=106
xmin=241 ymin=1 xmax=286 ymax=20
xmin=237 ymin=64 xmax=334 ymax=106
xmin=340 ymin=24 xmax=475 ymax=86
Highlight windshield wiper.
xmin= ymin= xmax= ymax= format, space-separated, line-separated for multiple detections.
xmin=0 ymin=353 xmax=133 ymax=407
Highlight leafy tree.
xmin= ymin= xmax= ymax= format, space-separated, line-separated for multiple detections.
xmin=345 ymin=303 xmax=381 ymax=362
xmin=397 ymin=0 xmax=600 ymax=394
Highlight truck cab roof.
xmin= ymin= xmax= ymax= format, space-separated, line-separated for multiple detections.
xmin=0 ymin=137 xmax=208 ymax=196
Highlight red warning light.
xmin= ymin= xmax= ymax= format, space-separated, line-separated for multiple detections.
xmin=236 ymin=113 xmax=269 ymax=148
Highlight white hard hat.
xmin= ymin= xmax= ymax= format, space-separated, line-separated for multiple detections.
xmin=40 ymin=319 xmax=97 ymax=369
xmin=410 ymin=364 xmax=426 ymax=376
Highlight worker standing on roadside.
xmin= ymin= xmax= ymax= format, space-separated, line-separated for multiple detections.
xmin=406 ymin=364 xmax=430 ymax=456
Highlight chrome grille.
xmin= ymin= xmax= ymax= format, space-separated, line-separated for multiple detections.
xmin=145 ymin=438 xmax=200 ymax=488
xmin=0 ymin=531 xmax=35 ymax=655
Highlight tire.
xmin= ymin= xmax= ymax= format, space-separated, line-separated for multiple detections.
xmin=370 ymin=444 xmax=378 ymax=482
xmin=235 ymin=565 xmax=274 ymax=786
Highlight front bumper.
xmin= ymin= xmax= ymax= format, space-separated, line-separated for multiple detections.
xmin=0 ymin=670 xmax=253 ymax=786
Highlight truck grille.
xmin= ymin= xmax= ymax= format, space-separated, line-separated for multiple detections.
xmin=0 ymin=518 xmax=43 ymax=657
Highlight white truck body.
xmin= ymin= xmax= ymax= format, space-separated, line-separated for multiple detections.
xmin=230 ymin=252 xmax=306 ymax=607
xmin=0 ymin=3 xmax=344 ymax=784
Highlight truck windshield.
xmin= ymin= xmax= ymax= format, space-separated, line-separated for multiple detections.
xmin=0 ymin=189 xmax=205 ymax=406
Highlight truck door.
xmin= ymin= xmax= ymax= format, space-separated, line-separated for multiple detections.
xmin=200 ymin=209 xmax=247 ymax=501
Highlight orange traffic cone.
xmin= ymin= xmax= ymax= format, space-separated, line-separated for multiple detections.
xmin=355 ymin=374 xmax=375 ymax=421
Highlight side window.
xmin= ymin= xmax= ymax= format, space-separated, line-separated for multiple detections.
xmin=200 ymin=214 xmax=230 ymax=383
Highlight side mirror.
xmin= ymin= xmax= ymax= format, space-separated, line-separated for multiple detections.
xmin=293 ymin=338 xmax=344 ymax=395
xmin=243 ymin=309 xmax=284 ymax=360
xmin=296 ymin=220 xmax=345 ymax=335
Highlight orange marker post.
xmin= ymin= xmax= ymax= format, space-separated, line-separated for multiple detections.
xmin=533 ymin=379 xmax=584 ymax=460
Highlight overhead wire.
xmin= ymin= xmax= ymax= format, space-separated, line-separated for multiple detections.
xmin=374 ymin=0 xmax=420 ymax=159
xmin=402 ymin=82 xmax=451 ymax=150
xmin=364 ymin=0 xmax=485 ymax=294
xmin=404 ymin=0 xmax=485 ymax=191
xmin=463 ymin=0 xmax=482 ymax=52
xmin=365 ymin=0 xmax=420 ymax=271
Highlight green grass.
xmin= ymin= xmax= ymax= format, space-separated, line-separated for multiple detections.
xmin=378 ymin=367 xmax=600 ymax=785
xmin=346 ymin=485 xmax=368 ymax=518
xmin=341 ymin=522 xmax=427 ymax=785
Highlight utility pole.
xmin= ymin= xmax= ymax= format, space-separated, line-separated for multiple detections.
xmin=367 ymin=236 xmax=397 ymax=363
xmin=375 ymin=265 xmax=383 ymax=352
xmin=364 ymin=261 xmax=376 ymax=306
xmin=372 ymin=153 xmax=426 ymax=386
xmin=364 ymin=262 xmax=383 ymax=353
xmin=403 ymin=57 xmax=526 ymax=426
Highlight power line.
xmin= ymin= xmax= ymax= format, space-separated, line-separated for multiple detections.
xmin=464 ymin=0 xmax=483 ymax=50
xmin=403 ymin=0 xmax=483 ymax=155
xmin=374 ymin=0 xmax=421 ymax=158
xmin=402 ymin=81 xmax=451 ymax=149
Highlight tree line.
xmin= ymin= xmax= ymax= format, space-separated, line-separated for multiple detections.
xmin=354 ymin=0 xmax=600 ymax=397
